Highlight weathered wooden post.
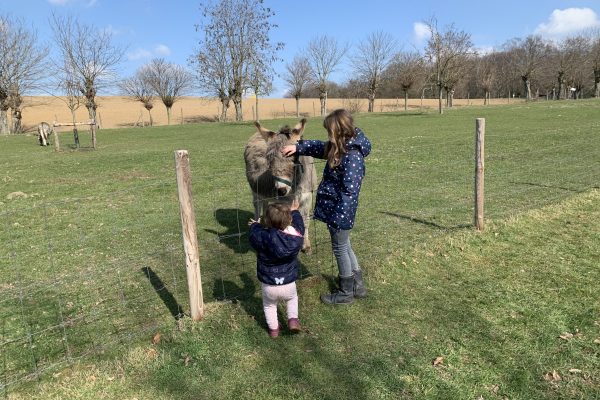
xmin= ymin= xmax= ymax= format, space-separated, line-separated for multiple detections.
xmin=174 ymin=150 xmax=204 ymax=320
xmin=91 ymin=119 xmax=97 ymax=150
xmin=52 ymin=121 xmax=61 ymax=152
xmin=474 ymin=118 xmax=485 ymax=231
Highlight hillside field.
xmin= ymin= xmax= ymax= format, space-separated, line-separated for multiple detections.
xmin=1 ymin=100 xmax=599 ymax=399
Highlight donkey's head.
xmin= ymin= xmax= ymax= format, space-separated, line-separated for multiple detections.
xmin=254 ymin=118 xmax=307 ymax=197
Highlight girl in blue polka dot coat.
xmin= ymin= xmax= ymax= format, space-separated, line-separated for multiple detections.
xmin=282 ymin=109 xmax=371 ymax=305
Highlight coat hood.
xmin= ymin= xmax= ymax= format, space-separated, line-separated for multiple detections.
xmin=347 ymin=128 xmax=371 ymax=157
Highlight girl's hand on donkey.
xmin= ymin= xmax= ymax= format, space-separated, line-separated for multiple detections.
xmin=281 ymin=145 xmax=296 ymax=157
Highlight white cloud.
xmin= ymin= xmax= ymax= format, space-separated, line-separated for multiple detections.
xmin=475 ymin=46 xmax=495 ymax=56
xmin=48 ymin=0 xmax=71 ymax=5
xmin=127 ymin=44 xmax=172 ymax=61
xmin=535 ymin=8 xmax=600 ymax=38
xmin=154 ymin=44 xmax=171 ymax=56
xmin=413 ymin=22 xmax=430 ymax=43
xmin=127 ymin=48 xmax=153 ymax=61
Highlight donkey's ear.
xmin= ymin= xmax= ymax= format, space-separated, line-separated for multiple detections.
xmin=254 ymin=121 xmax=276 ymax=141
xmin=291 ymin=118 xmax=307 ymax=140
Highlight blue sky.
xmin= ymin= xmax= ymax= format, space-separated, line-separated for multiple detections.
xmin=2 ymin=0 xmax=600 ymax=97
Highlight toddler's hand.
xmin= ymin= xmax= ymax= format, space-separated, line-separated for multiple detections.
xmin=248 ymin=218 xmax=260 ymax=226
xmin=290 ymin=199 xmax=300 ymax=211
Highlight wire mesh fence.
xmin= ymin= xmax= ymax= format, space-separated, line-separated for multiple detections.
xmin=2 ymin=115 xmax=599 ymax=395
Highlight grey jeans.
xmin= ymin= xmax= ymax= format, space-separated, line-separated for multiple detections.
xmin=329 ymin=227 xmax=360 ymax=278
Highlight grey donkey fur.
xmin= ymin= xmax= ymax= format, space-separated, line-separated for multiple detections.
xmin=244 ymin=118 xmax=317 ymax=253
xmin=37 ymin=122 xmax=53 ymax=146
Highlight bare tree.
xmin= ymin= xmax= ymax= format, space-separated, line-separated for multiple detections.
xmin=143 ymin=58 xmax=193 ymax=125
xmin=190 ymin=23 xmax=231 ymax=121
xmin=50 ymin=14 xmax=124 ymax=124
xmin=306 ymin=35 xmax=348 ymax=116
xmin=0 ymin=15 xmax=47 ymax=134
xmin=475 ymin=54 xmax=497 ymax=105
xmin=424 ymin=18 xmax=473 ymax=114
xmin=194 ymin=0 xmax=282 ymax=121
xmin=384 ymin=51 xmax=425 ymax=110
xmin=248 ymin=54 xmax=274 ymax=121
xmin=503 ymin=35 xmax=550 ymax=101
xmin=284 ymin=56 xmax=311 ymax=117
xmin=351 ymin=31 xmax=396 ymax=112
xmin=590 ymin=30 xmax=600 ymax=98
xmin=563 ymin=35 xmax=591 ymax=99
xmin=119 ymin=70 xmax=155 ymax=126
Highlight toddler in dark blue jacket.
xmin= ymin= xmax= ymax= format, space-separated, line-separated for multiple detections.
xmin=248 ymin=199 xmax=304 ymax=338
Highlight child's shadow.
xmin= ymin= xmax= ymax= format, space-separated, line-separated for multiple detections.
xmin=214 ymin=272 xmax=264 ymax=326
xmin=205 ymin=208 xmax=254 ymax=254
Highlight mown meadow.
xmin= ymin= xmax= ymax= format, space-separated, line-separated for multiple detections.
xmin=1 ymin=100 xmax=599 ymax=399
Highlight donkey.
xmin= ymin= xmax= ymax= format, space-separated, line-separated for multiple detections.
xmin=37 ymin=122 xmax=53 ymax=146
xmin=244 ymin=118 xmax=317 ymax=253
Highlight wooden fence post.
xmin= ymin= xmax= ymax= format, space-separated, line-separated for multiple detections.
xmin=474 ymin=118 xmax=485 ymax=231
xmin=174 ymin=150 xmax=204 ymax=320
xmin=91 ymin=119 xmax=97 ymax=150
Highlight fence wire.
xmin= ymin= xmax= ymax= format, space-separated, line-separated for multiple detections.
xmin=2 ymin=121 xmax=599 ymax=395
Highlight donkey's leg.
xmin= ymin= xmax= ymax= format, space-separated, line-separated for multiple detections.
xmin=298 ymin=191 xmax=312 ymax=254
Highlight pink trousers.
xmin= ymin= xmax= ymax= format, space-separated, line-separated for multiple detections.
xmin=261 ymin=282 xmax=298 ymax=330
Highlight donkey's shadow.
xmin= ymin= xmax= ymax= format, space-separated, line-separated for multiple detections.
xmin=205 ymin=208 xmax=254 ymax=254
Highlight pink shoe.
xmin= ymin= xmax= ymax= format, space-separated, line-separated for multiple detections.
xmin=268 ymin=325 xmax=280 ymax=338
xmin=287 ymin=318 xmax=301 ymax=333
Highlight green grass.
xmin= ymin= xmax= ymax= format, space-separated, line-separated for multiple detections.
xmin=1 ymin=100 xmax=599 ymax=399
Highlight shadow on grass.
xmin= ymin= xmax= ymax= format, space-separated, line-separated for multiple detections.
xmin=379 ymin=211 xmax=471 ymax=230
xmin=205 ymin=208 xmax=254 ymax=254
xmin=509 ymin=181 xmax=585 ymax=193
xmin=141 ymin=267 xmax=184 ymax=320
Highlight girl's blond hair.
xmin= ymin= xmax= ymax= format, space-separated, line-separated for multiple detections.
xmin=323 ymin=109 xmax=355 ymax=168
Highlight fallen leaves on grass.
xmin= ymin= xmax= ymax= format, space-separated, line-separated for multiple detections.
xmin=544 ymin=370 xmax=561 ymax=382
xmin=432 ymin=356 xmax=444 ymax=366
xmin=152 ymin=332 xmax=162 ymax=345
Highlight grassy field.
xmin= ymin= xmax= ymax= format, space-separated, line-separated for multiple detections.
xmin=1 ymin=100 xmax=599 ymax=399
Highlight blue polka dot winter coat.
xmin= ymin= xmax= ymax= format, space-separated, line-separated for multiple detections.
xmin=296 ymin=128 xmax=371 ymax=231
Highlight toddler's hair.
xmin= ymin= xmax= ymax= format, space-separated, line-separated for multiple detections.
xmin=264 ymin=203 xmax=292 ymax=230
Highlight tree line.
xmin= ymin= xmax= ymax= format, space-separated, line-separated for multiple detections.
xmin=2 ymin=2 xmax=600 ymax=134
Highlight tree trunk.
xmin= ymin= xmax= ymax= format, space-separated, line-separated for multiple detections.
xmin=0 ymin=108 xmax=9 ymax=135
xmin=368 ymin=95 xmax=375 ymax=113
xmin=71 ymin=109 xmax=80 ymax=148
xmin=295 ymin=96 xmax=300 ymax=118
xmin=167 ymin=106 xmax=172 ymax=125
xmin=557 ymin=72 xmax=564 ymax=100
xmin=319 ymin=91 xmax=327 ymax=116
xmin=220 ymin=98 xmax=229 ymax=122
xmin=522 ymin=76 xmax=531 ymax=101
xmin=255 ymin=96 xmax=259 ymax=121
xmin=234 ymin=99 xmax=243 ymax=121
xmin=594 ymin=68 xmax=600 ymax=97
xmin=404 ymin=91 xmax=408 ymax=111
xmin=147 ymin=109 xmax=153 ymax=127
xmin=437 ymin=84 xmax=443 ymax=114
xmin=11 ymin=109 xmax=22 ymax=134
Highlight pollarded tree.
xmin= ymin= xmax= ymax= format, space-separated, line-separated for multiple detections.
xmin=50 ymin=14 xmax=124 ymax=124
xmin=590 ymin=30 xmax=600 ymax=98
xmin=352 ymin=31 xmax=396 ymax=112
xmin=503 ymin=35 xmax=550 ymax=101
xmin=306 ymin=35 xmax=349 ymax=116
xmin=384 ymin=51 xmax=425 ymax=110
xmin=563 ymin=35 xmax=591 ymax=99
xmin=142 ymin=58 xmax=193 ymax=125
xmin=194 ymin=0 xmax=282 ymax=121
xmin=119 ymin=69 xmax=155 ymax=126
xmin=423 ymin=18 xmax=473 ymax=114
xmin=248 ymin=53 xmax=274 ymax=121
xmin=0 ymin=15 xmax=47 ymax=134
xmin=284 ymin=56 xmax=311 ymax=118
